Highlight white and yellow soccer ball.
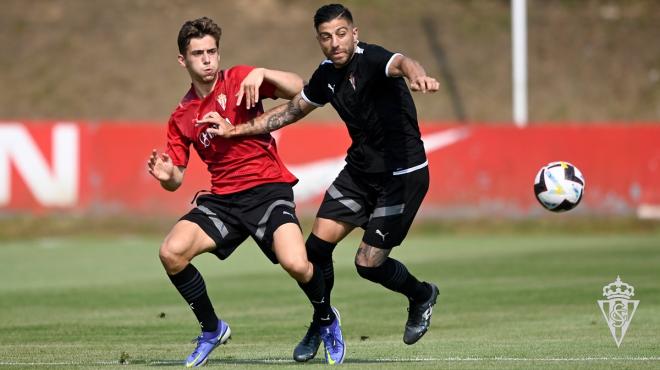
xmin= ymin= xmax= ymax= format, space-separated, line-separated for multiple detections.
xmin=534 ymin=161 xmax=585 ymax=212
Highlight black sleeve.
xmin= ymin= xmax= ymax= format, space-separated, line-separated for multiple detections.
xmin=362 ymin=43 xmax=399 ymax=78
xmin=301 ymin=64 xmax=329 ymax=107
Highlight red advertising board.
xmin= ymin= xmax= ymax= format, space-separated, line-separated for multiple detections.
xmin=1 ymin=122 xmax=658 ymax=217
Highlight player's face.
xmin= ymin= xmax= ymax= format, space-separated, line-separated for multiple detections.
xmin=178 ymin=35 xmax=220 ymax=83
xmin=316 ymin=18 xmax=358 ymax=68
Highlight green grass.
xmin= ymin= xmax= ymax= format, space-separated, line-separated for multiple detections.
xmin=1 ymin=230 xmax=659 ymax=369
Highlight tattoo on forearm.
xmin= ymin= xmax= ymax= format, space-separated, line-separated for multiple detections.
xmin=289 ymin=96 xmax=305 ymax=118
xmin=265 ymin=98 xmax=304 ymax=132
xmin=265 ymin=112 xmax=285 ymax=132
xmin=233 ymin=95 xmax=306 ymax=136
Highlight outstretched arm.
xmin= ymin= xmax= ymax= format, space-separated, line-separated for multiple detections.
xmin=236 ymin=68 xmax=304 ymax=109
xmin=199 ymin=93 xmax=316 ymax=138
xmin=267 ymin=69 xmax=304 ymax=99
xmin=387 ymin=54 xmax=440 ymax=93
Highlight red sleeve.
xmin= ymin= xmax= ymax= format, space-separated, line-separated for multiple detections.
xmin=165 ymin=116 xmax=190 ymax=167
xmin=230 ymin=65 xmax=277 ymax=100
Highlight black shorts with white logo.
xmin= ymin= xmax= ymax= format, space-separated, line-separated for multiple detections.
xmin=317 ymin=164 xmax=429 ymax=249
xmin=180 ymin=183 xmax=300 ymax=264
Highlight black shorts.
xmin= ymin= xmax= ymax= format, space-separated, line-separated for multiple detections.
xmin=180 ymin=183 xmax=300 ymax=264
xmin=317 ymin=164 xmax=429 ymax=249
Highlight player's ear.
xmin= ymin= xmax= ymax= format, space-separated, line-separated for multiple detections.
xmin=352 ymin=26 xmax=359 ymax=41
xmin=177 ymin=54 xmax=186 ymax=68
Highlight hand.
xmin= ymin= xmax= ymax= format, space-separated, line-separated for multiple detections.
xmin=147 ymin=149 xmax=175 ymax=182
xmin=410 ymin=76 xmax=440 ymax=93
xmin=195 ymin=111 xmax=233 ymax=137
xmin=236 ymin=67 xmax=265 ymax=109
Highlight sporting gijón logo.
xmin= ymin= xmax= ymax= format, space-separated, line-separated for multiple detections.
xmin=597 ymin=276 xmax=639 ymax=347
xmin=198 ymin=116 xmax=232 ymax=148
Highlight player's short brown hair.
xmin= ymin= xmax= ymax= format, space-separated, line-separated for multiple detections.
xmin=177 ymin=17 xmax=222 ymax=54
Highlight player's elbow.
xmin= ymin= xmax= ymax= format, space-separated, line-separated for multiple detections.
xmin=277 ymin=84 xmax=303 ymax=100
xmin=161 ymin=168 xmax=185 ymax=191
xmin=291 ymin=77 xmax=304 ymax=96
xmin=277 ymin=76 xmax=304 ymax=100
xmin=160 ymin=180 xmax=182 ymax=192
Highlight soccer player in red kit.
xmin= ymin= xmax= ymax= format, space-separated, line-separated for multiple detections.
xmin=147 ymin=17 xmax=344 ymax=367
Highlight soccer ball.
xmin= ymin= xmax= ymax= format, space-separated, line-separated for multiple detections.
xmin=533 ymin=161 xmax=585 ymax=212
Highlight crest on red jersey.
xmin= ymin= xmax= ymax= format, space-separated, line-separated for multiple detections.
xmin=217 ymin=93 xmax=227 ymax=110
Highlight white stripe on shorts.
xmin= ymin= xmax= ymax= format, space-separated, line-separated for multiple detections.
xmin=197 ymin=205 xmax=229 ymax=238
xmin=392 ymin=160 xmax=428 ymax=176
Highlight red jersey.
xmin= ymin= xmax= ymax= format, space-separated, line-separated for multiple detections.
xmin=166 ymin=65 xmax=297 ymax=194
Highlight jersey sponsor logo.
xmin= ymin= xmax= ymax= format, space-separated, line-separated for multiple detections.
xmin=199 ymin=130 xmax=215 ymax=148
xmin=375 ymin=229 xmax=389 ymax=241
xmin=327 ymin=83 xmax=335 ymax=93
xmin=198 ymin=116 xmax=231 ymax=148
xmin=282 ymin=210 xmax=295 ymax=219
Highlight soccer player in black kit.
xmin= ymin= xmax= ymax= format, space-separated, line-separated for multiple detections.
xmin=198 ymin=3 xmax=441 ymax=362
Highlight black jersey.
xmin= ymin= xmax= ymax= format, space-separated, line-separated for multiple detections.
xmin=302 ymin=41 xmax=427 ymax=174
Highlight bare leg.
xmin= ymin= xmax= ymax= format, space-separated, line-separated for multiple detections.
xmin=312 ymin=217 xmax=354 ymax=244
xmin=272 ymin=223 xmax=313 ymax=283
xmin=159 ymin=220 xmax=216 ymax=275
xmin=159 ymin=220 xmax=219 ymax=332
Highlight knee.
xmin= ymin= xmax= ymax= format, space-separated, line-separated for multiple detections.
xmin=159 ymin=239 xmax=188 ymax=274
xmin=354 ymin=252 xmax=383 ymax=268
xmin=306 ymin=233 xmax=336 ymax=264
xmin=281 ymin=257 xmax=312 ymax=282
xmin=355 ymin=262 xmax=381 ymax=282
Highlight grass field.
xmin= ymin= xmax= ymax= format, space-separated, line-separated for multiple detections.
xmin=1 ymin=229 xmax=659 ymax=369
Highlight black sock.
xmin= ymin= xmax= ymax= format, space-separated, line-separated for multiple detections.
xmin=298 ymin=264 xmax=334 ymax=325
xmin=355 ymin=257 xmax=430 ymax=301
xmin=306 ymin=233 xmax=337 ymax=306
xmin=168 ymin=263 xmax=218 ymax=332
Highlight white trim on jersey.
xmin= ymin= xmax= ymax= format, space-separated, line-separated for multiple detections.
xmin=385 ymin=53 xmax=403 ymax=77
xmin=392 ymin=160 xmax=428 ymax=176
xmin=355 ymin=45 xmax=364 ymax=54
xmin=320 ymin=59 xmax=333 ymax=65
xmin=301 ymin=89 xmax=325 ymax=107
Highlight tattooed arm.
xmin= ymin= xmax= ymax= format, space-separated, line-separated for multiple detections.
xmin=198 ymin=93 xmax=316 ymax=138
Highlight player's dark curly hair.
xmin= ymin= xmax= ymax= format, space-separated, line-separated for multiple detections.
xmin=177 ymin=17 xmax=222 ymax=54
xmin=313 ymin=3 xmax=353 ymax=30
